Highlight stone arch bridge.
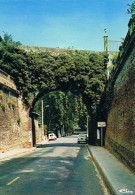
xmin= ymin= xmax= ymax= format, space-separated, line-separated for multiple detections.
xmin=0 ymin=15 xmax=135 ymax=172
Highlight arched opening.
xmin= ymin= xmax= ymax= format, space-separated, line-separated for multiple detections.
xmin=30 ymin=89 xmax=91 ymax=146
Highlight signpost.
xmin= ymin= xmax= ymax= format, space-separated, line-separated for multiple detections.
xmin=97 ymin=122 xmax=106 ymax=146
xmin=97 ymin=122 xmax=106 ymax=127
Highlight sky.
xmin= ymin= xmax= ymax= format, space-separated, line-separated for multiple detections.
xmin=0 ymin=0 xmax=133 ymax=51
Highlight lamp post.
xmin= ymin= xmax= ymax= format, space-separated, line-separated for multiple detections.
xmin=41 ymin=100 xmax=49 ymax=141
xmin=87 ymin=117 xmax=89 ymax=136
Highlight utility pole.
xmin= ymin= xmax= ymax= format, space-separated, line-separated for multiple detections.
xmin=87 ymin=117 xmax=89 ymax=136
xmin=42 ymin=100 xmax=44 ymax=132
xmin=41 ymin=100 xmax=44 ymax=142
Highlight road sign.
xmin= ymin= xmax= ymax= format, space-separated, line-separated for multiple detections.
xmin=97 ymin=122 xmax=106 ymax=127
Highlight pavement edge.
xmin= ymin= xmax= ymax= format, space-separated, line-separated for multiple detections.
xmin=87 ymin=145 xmax=117 ymax=195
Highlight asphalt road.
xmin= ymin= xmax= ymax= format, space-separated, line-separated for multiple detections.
xmin=0 ymin=135 xmax=109 ymax=195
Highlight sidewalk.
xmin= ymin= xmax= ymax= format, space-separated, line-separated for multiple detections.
xmin=87 ymin=145 xmax=135 ymax=195
xmin=0 ymin=140 xmax=49 ymax=161
xmin=0 ymin=147 xmax=38 ymax=161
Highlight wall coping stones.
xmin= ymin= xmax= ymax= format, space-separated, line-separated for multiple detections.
xmin=19 ymin=45 xmax=101 ymax=55
xmin=108 ymin=15 xmax=135 ymax=83
xmin=0 ymin=69 xmax=18 ymax=94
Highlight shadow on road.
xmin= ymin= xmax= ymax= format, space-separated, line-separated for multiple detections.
xmin=37 ymin=142 xmax=86 ymax=148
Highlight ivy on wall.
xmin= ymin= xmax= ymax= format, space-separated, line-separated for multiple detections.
xmin=0 ymin=34 xmax=109 ymax=116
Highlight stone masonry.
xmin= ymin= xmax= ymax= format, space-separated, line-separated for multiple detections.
xmin=0 ymin=70 xmax=32 ymax=153
xmin=105 ymin=15 xmax=135 ymax=172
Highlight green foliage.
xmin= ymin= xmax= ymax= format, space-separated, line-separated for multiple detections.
xmin=110 ymin=52 xmax=119 ymax=71
xmin=0 ymin=33 xmax=108 ymax=120
xmin=0 ymin=91 xmax=3 ymax=100
xmin=0 ymin=33 xmax=109 ymax=136
xmin=97 ymin=78 xmax=115 ymax=122
xmin=44 ymin=125 xmax=47 ymax=135
xmin=127 ymin=1 xmax=135 ymax=15
xmin=3 ymin=32 xmax=21 ymax=46
xmin=8 ymin=98 xmax=16 ymax=109
xmin=1 ymin=103 xmax=6 ymax=112
xmin=35 ymin=91 xmax=89 ymax=136
xmin=17 ymin=116 xmax=21 ymax=125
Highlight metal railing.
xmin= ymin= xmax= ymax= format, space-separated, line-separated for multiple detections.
xmin=108 ymin=40 xmax=122 ymax=52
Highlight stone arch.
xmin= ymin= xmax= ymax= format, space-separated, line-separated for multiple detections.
xmin=0 ymin=43 xmax=108 ymax=146
xmin=30 ymin=87 xmax=92 ymax=146
xmin=30 ymin=88 xmax=91 ymax=145
xmin=28 ymin=50 xmax=108 ymax=146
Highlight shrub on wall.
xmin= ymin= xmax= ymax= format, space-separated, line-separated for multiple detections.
xmin=8 ymin=97 xmax=16 ymax=109
xmin=17 ymin=116 xmax=21 ymax=126
xmin=0 ymin=90 xmax=3 ymax=100
xmin=1 ymin=103 xmax=6 ymax=112
xmin=11 ymin=97 xmax=16 ymax=109
xmin=8 ymin=100 xmax=12 ymax=108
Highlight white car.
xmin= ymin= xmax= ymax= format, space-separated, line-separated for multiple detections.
xmin=77 ymin=134 xmax=87 ymax=143
xmin=48 ymin=133 xmax=57 ymax=141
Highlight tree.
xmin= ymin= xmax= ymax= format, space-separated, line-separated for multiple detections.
xmin=34 ymin=91 xmax=89 ymax=136
xmin=3 ymin=32 xmax=21 ymax=45
xmin=127 ymin=1 xmax=135 ymax=15
xmin=0 ymin=33 xmax=108 ymax=117
xmin=0 ymin=33 xmax=109 ymax=141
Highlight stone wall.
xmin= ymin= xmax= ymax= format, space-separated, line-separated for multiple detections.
xmin=105 ymin=15 xmax=135 ymax=172
xmin=0 ymin=70 xmax=32 ymax=153
xmin=19 ymin=45 xmax=98 ymax=56
xmin=34 ymin=119 xmax=44 ymax=144
xmin=18 ymin=97 xmax=32 ymax=148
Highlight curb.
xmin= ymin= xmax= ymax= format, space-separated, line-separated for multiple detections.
xmin=0 ymin=141 xmax=49 ymax=161
xmin=87 ymin=145 xmax=117 ymax=195
xmin=87 ymin=145 xmax=135 ymax=195
xmin=34 ymin=140 xmax=49 ymax=148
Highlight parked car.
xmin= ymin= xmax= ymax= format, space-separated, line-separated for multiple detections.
xmin=77 ymin=134 xmax=87 ymax=143
xmin=48 ymin=133 xmax=57 ymax=141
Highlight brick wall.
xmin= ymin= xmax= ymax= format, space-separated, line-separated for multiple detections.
xmin=105 ymin=18 xmax=135 ymax=171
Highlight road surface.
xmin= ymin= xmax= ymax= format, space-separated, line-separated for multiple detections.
xmin=0 ymin=135 xmax=109 ymax=195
